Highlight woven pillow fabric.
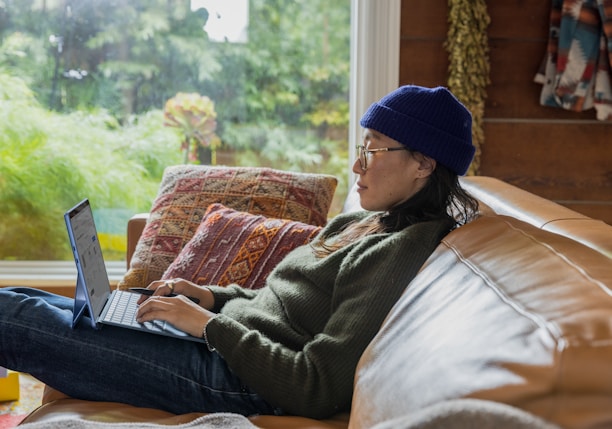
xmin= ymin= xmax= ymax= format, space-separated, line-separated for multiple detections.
xmin=162 ymin=203 xmax=322 ymax=289
xmin=117 ymin=165 xmax=337 ymax=289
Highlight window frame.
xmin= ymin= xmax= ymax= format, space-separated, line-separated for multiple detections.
xmin=0 ymin=0 xmax=400 ymax=287
xmin=349 ymin=0 xmax=400 ymax=187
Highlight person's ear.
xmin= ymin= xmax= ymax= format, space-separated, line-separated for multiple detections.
xmin=417 ymin=155 xmax=436 ymax=178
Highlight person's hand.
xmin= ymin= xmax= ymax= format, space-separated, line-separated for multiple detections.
xmin=135 ymin=291 xmax=215 ymax=338
xmin=137 ymin=278 xmax=215 ymax=310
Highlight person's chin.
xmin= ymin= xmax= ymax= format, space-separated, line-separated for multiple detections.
xmin=357 ymin=187 xmax=379 ymax=211
xmin=358 ymin=198 xmax=376 ymax=211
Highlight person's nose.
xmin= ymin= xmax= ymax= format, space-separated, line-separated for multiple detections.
xmin=352 ymin=157 xmax=363 ymax=175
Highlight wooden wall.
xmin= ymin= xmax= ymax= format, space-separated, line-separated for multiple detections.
xmin=400 ymin=0 xmax=612 ymax=225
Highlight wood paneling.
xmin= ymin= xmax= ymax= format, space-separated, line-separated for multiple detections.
xmin=400 ymin=0 xmax=448 ymax=37
xmin=400 ymin=0 xmax=612 ymax=225
xmin=399 ymin=0 xmax=447 ymax=86
xmin=481 ymin=122 xmax=612 ymax=197
xmin=399 ymin=41 xmax=447 ymax=86
xmin=487 ymin=1 xmax=550 ymax=39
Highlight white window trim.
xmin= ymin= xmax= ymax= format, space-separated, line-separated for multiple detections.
xmin=0 ymin=261 xmax=125 ymax=288
xmin=349 ymin=0 xmax=400 ymax=187
xmin=0 ymin=0 xmax=400 ymax=287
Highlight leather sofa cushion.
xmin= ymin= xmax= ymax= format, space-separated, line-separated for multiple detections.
xmin=460 ymin=176 xmax=612 ymax=258
xmin=350 ymin=215 xmax=612 ymax=429
xmin=30 ymin=387 xmax=349 ymax=428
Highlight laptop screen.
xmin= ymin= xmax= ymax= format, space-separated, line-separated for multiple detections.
xmin=65 ymin=199 xmax=111 ymax=321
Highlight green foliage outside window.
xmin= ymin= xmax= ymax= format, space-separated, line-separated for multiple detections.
xmin=0 ymin=0 xmax=350 ymax=261
xmin=0 ymin=72 xmax=182 ymax=260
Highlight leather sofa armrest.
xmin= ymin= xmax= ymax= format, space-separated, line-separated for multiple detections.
xmin=126 ymin=213 xmax=149 ymax=267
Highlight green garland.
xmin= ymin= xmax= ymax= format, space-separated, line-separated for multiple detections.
xmin=445 ymin=0 xmax=490 ymax=175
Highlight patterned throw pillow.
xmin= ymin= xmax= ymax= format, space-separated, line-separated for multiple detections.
xmin=117 ymin=165 xmax=336 ymax=289
xmin=162 ymin=204 xmax=322 ymax=289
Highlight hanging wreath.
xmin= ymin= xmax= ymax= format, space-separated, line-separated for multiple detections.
xmin=445 ymin=0 xmax=491 ymax=175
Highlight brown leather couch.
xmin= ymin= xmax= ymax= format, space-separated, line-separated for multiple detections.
xmin=20 ymin=176 xmax=612 ymax=428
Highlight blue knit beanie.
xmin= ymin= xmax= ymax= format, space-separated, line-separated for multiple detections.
xmin=359 ymin=85 xmax=475 ymax=175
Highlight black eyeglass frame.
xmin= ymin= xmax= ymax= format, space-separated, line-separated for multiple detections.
xmin=355 ymin=144 xmax=411 ymax=171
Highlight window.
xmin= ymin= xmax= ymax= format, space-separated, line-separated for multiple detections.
xmin=0 ymin=0 xmax=398 ymax=284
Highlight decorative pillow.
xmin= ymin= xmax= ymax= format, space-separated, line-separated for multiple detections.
xmin=117 ymin=165 xmax=336 ymax=289
xmin=162 ymin=204 xmax=322 ymax=289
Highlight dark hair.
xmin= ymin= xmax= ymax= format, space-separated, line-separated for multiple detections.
xmin=381 ymin=162 xmax=479 ymax=231
xmin=311 ymin=163 xmax=479 ymax=257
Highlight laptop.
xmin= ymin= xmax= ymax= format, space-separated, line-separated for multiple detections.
xmin=65 ymin=198 xmax=206 ymax=343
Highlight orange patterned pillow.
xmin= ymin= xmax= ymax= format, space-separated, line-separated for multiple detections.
xmin=117 ymin=166 xmax=336 ymax=289
xmin=161 ymin=204 xmax=321 ymax=289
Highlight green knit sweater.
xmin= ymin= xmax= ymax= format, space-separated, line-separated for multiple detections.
xmin=205 ymin=211 xmax=453 ymax=419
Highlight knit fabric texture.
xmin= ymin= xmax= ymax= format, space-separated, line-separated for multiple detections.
xmin=204 ymin=212 xmax=453 ymax=418
xmin=360 ymin=85 xmax=475 ymax=175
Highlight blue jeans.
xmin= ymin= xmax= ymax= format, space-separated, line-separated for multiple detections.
xmin=0 ymin=287 xmax=280 ymax=416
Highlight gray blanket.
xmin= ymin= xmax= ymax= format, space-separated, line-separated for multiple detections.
xmin=18 ymin=400 xmax=562 ymax=429
xmin=17 ymin=414 xmax=257 ymax=429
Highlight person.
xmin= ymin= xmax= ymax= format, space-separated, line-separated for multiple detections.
xmin=0 ymin=85 xmax=479 ymax=420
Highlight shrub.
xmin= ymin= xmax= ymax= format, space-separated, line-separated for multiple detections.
xmin=0 ymin=73 xmax=181 ymax=260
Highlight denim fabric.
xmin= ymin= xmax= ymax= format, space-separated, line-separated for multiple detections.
xmin=0 ymin=287 xmax=281 ymax=416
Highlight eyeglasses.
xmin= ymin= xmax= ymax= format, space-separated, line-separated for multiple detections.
xmin=356 ymin=145 xmax=411 ymax=171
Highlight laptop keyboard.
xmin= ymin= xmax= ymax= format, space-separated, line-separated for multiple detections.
xmin=99 ymin=290 xmax=205 ymax=342
xmin=101 ymin=290 xmax=166 ymax=332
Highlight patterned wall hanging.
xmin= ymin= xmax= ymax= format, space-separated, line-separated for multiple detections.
xmin=534 ymin=0 xmax=612 ymax=121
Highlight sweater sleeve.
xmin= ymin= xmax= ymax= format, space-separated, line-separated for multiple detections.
xmin=204 ymin=219 xmax=452 ymax=418
xmin=206 ymin=284 xmax=260 ymax=312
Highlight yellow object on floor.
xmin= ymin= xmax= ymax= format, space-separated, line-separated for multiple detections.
xmin=0 ymin=371 xmax=19 ymax=402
